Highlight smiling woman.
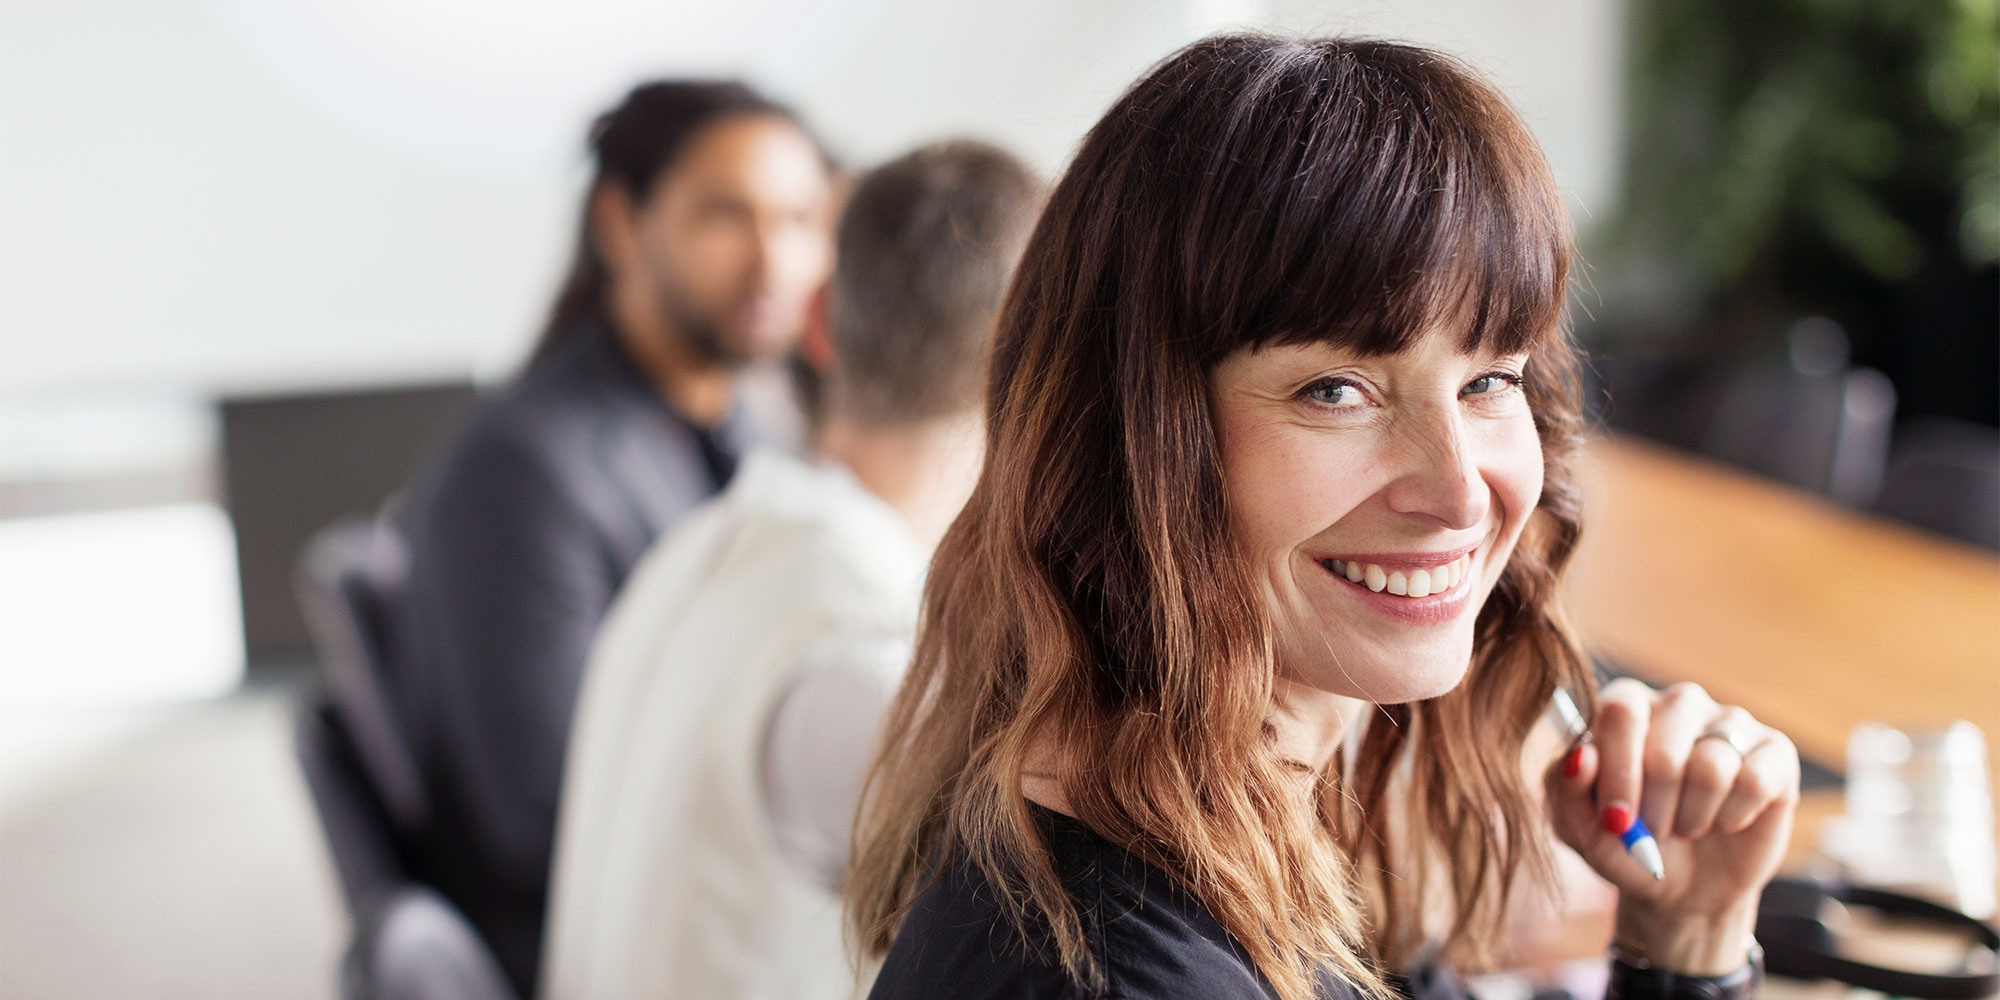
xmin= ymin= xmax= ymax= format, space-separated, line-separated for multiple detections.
xmin=1209 ymin=334 xmax=1547 ymax=705
xmin=848 ymin=32 xmax=1798 ymax=1000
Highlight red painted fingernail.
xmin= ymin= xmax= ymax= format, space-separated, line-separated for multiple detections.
xmin=1602 ymin=805 xmax=1633 ymax=835
xmin=1563 ymin=746 xmax=1583 ymax=778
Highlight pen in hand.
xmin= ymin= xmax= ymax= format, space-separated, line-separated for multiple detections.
xmin=1550 ymin=687 xmax=1665 ymax=881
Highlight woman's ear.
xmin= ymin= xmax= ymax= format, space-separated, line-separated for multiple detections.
xmin=800 ymin=284 xmax=837 ymax=375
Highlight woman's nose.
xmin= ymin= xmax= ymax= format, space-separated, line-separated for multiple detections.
xmin=1383 ymin=411 xmax=1490 ymax=530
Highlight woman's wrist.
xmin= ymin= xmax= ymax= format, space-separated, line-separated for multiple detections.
xmin=1612 ymin=900 xmax=1759 ymax=977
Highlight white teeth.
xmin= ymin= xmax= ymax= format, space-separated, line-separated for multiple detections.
xmin=1330 ymin=554 xmax=1473 ymax=599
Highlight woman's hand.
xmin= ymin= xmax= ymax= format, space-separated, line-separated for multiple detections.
xmin=1542 ymin=678 xmax=1800 ymax=976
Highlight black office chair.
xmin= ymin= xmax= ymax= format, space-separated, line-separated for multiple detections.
xmin=1701 ymin=318 xmax=1896 ymax=507
xmin=294 ymin=519 xmax=517 ymax=1000
xmin=1873 ymin=417 xmax=2000 ymax=552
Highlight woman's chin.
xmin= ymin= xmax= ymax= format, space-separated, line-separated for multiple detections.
xmin=1376 ymin=668 xmax=1471 ymax=705
xmin=1277 ymin=622 xmax=1477 ymax=704
xmin=1286 ymin=646 xmax=1474 ymax=706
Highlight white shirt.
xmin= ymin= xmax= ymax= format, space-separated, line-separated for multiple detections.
xmin=540 ymin=449 xmax=922 ymax=1000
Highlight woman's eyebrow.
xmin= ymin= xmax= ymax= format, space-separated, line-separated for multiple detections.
xmin=1461 ymin=349 xmax=1531 ymax=365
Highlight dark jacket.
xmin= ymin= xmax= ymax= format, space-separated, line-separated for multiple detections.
xmin=395 ymin=321 xmax=764 ymax=994
xmin=870 ymin=803 xmax=1468 ymax=1000
xmin=872 ymin=804 xmax=1729 ymax=1000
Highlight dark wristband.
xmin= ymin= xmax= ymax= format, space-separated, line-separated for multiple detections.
xmin=1606 ymin=939 xmax=1764 ymax=1000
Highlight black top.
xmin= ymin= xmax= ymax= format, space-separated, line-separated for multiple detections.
xmin=395 ymin=321 xmax=764 ymax=994
xmin=869 ymin=804 xmax=1470 ymax=1000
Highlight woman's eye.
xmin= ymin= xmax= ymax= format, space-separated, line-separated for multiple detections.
xmin=1304 ymin=379 xmax=1365 ymax=407
xmin=1463 ymin=372 xmax=1524 ymax=397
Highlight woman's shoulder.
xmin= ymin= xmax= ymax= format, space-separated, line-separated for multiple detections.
xmin=868 ymin=805 xmax=1283 ymax=1000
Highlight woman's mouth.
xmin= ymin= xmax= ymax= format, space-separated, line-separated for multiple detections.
xmin=1318 ymin=553 xmax=1472 ymax=598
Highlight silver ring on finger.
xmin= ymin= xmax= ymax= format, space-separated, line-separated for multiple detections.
xmin=1694 ymin=727 xmax=1751 ymax=762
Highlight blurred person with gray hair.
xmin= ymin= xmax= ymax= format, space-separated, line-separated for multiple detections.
xmin=539 ymin=138 xmax=1043 ymax=1000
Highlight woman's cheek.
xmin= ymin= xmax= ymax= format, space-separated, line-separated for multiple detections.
xmin=1487 ymin=418 xmax=1545 ymax=530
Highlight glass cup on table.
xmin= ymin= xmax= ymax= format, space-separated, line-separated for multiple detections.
xmin=1822 ymin=720 xmax=1996 ymax=919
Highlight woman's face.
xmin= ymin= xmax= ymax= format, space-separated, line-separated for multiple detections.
xmin=1210 ymin=327 xmax=1544 ymax=705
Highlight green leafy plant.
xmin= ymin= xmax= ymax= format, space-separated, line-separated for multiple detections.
xmin=1602 ymin=0 xmax=1997 ymax=321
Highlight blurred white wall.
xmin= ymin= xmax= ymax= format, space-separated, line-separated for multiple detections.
xmin=0 ymin=0 xmax=1623 ymax=714
xmin=0 ymin=0 xmax=1623 ymax=399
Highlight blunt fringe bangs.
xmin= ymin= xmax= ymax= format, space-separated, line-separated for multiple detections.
xmin=1124 ymin=36 xmax=1569 ymax=366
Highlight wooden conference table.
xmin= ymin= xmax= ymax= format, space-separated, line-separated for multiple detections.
xmin=1565 ymin=434 xmax=2000 ymax=870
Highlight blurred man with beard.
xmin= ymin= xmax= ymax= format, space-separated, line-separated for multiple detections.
xmin=393 ymin=80 xmax=837 ymax=994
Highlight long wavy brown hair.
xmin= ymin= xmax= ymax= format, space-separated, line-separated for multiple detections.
xmin=848 ymin=34 xmax=1594 ymax=1000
